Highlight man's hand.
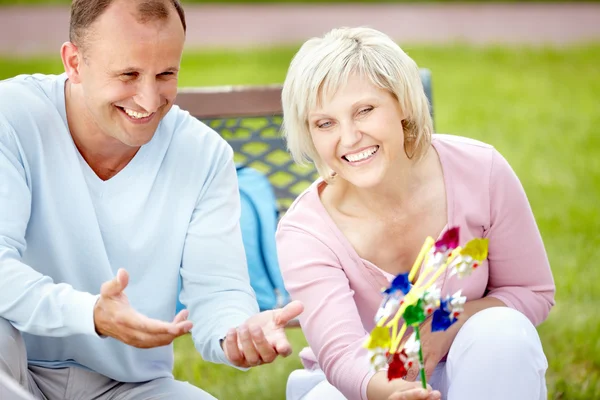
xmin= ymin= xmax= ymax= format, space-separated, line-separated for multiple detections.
xmin=93 ymin=269 xmax=193 ymax=348
xmin=222 ymin=300 xmax=304 ymax=368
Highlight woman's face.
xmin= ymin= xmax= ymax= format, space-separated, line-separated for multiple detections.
xmin=308 ymin=74 xmax=408 ymax=189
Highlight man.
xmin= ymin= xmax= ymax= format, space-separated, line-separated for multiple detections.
xmin=0 ymin=0 xmax=303 ymax=398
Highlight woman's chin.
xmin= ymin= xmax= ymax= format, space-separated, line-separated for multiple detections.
xmin=342 ymin=171 xmax=386 ymax=190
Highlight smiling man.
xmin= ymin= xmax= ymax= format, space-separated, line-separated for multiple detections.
xmin=0 ymin=0 xmax=302 ymax=399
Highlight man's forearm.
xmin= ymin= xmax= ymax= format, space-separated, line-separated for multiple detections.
xmin=0 ymin=258 xmax=99 ymax=336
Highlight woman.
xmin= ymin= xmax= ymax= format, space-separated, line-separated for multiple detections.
xmin=276 ymin=27 xmax=555 ymax=400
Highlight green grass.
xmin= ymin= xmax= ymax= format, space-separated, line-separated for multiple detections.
xmin=2 ymin=43 xmax=599 ymax=399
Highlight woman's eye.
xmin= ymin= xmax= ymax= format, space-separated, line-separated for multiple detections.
xmin=359 ymin=107 xmax=373 ymax=115
xmin=317 ymin=121 xmax=332 ymax=129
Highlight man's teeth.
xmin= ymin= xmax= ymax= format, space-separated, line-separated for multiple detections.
xmin=345 ymin=146 xmax=378 ymax=162
xmin=123 ymin=108 xmax=152 ymax=119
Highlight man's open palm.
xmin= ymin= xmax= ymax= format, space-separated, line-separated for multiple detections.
xmin=93 ymin=269 xmax=193 ymax=348
xmin=222 ymin=300 xmax=304 ymax=368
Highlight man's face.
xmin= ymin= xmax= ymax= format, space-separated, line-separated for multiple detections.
xmin=75 ymin=1 xmax=185 ymax=148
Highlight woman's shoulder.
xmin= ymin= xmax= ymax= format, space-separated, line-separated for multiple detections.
xmin=277 ymin=179 xmax=330 ymax=234
xmin=432 ymin=133 xmax=517 ymax=180
xmin=433 ymin=133 xmax=499 ymax=180
xmin=433 ymin=133 xmax=495 ymax=157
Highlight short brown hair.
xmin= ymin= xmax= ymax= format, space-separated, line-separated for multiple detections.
xmin=69 ymin=0 xmax=186 ymax=47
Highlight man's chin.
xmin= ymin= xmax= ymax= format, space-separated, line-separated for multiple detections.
xmin=110 ymin=129 xmax=153 ymax=148
xmin=122 ymin=134 xmax=155 ymax=148
xmin=117 ymin=122 xmax=160 ymax=147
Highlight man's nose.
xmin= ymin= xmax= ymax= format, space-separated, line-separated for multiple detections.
xmin=133 ymin=80 xmax=161 ymax=113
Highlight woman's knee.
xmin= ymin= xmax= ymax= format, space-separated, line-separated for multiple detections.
xmin=445 ymin=307 xmax=548 ymax=400
xmin=448 ymin=307 xmax=547 ymax=367
xmin=287 ymin=368 xmax=347 ymax=400
xmin=302 ymin=379 xmax=347 ymax=400
xmin=287 ymin=369 xmax=328 ymax=400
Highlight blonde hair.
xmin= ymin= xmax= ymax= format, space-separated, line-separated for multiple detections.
xmin=281 ymin=27 xmax=433 ymax=181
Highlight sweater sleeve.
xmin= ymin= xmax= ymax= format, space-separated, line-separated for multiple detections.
xmin=0 ymin=118 xmax=99 ymax=337
xmin=485 ymin=149 xmax=556 ymax=326
xmin=179 ymin=140 xmax=260 ymax=369
xmin=277 ymin=226 xmax=375 ymax=400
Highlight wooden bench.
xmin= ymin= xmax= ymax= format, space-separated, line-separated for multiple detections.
xmin=175 ymin=68 xmax=434 ymax=213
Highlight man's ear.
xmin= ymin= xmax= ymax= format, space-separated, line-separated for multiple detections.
xmin=61 ymin=41 xmax=83 ymax=84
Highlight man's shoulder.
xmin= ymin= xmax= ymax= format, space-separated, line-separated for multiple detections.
xmin=161 ymin=104 xmax=232 ymax=159
xmin=0 ymin=73 xmax=61 ymax=102
xmin=0 ymin=73 xmax=64 ymax=129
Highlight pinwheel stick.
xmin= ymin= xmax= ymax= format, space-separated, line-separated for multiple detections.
xmin=414 ymin=328 xmax=428 ymax=389
xmin=408 ymin=236 xmax=435 ymax=282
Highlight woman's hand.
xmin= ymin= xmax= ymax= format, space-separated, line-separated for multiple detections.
xmin=388 ymin=387 xmax=441 ymax=400
xmin=405 ymin=316 xmax=457 ymax=381
xmin=403 ymin=297 xmax=507 ymax=381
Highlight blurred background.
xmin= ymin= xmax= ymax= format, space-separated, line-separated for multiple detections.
xmin=1 ymin=0 xmax=599 ymax=399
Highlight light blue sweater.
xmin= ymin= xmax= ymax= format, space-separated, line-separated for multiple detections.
xmin=0 ymin=73 xmax=259 ymax=382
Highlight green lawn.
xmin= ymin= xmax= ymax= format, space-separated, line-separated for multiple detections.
xmin=1 ymin=43 xmax=599 ymax=399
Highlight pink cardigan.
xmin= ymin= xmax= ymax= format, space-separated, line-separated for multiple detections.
xmin=276 ymin=134 xmax=555 ymax=400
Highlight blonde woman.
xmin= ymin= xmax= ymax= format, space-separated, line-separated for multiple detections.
xmin=276 ymin=27 xmax=555 ymax=400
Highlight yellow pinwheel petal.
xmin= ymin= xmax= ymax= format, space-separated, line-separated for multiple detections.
xmin=460 ymin=238 xmax=489 ymax=261
xmin=364 ymin=326 xmax=391 ymax=349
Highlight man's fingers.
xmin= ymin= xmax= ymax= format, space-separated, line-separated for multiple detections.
xmin=126 ymin=313 xmax=171 ymax=333
xmin=127 ymin=332 xmax=177 ymax=349
xmin=224 ymin=329 xmax=245 ymax=366
xmin=238 ymin=326 xmax=260 ymax=365
xmin=124 ymin=321 xmax=191 ymax=348
xmin=249 ymin=325 xmax=277 ymax=364
xmin=95 ymin=277 xmax=193 ymax=349
xmin=116 ymin=269 xmax=129 ymax=289
xmin=124 ymin=311 xmax=191 ymax=336
xmin=274 ymin=301 xmax=304 ymax=326
xmin=101 ymin=269 xmax=129 ymax=297
xmin=172 ymin=320 xmax=193 ymax=335
xmin=171 ymin=310 xmax=193 ymax=334
xmin=173 ymin=309 xmax=189 ymax=324
xmin=271 ymin=330 xmax=292 ymax=357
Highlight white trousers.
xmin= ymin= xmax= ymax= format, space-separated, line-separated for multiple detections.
xmin=287 ymin=307 xmax=548 ymax=400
